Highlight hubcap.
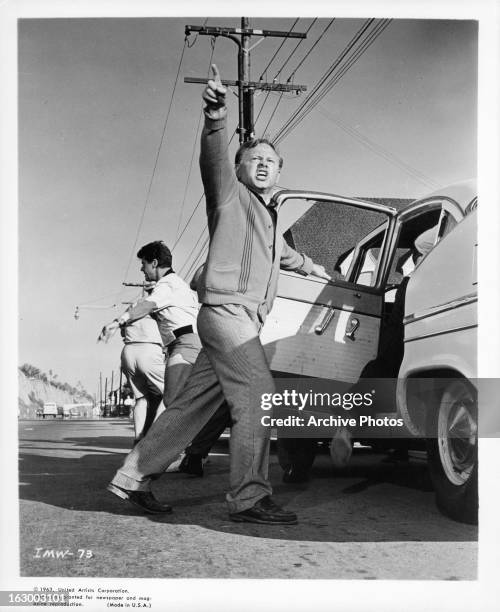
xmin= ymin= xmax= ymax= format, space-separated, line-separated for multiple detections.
xmin=437 ymin=384 xmax=477 ymax=486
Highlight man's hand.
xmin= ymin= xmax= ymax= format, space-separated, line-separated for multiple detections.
xmin=97 ymin=321 xmax=120 ymax=343
xmin=202 ymin=64 xmax=227 ymax=120
xmin=310 ymin=263 xmax=331 ymax=281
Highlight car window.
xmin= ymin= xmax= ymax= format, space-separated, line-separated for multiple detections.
xmin=386 ymin=208 xmax=442 ymax=288
xmin=283 ymin=198 xmax=389 ymax=286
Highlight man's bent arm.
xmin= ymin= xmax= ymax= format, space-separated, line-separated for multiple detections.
xmin=118 ymin=300 xmax=157 ymax=325
xmin=279 ymin=236 xmax=314 ymax=275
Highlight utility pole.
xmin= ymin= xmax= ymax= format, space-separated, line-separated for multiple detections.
xmin=184 ymin=18 xmax=307 ymax=143
xmin=118 ymin=367 xmax=123 ymax=409
xmin=99 ymin=372 xmax=103 ymax=411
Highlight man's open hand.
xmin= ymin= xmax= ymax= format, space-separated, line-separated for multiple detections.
xmin=202 ymin=64 xmax=227 ymax=119
xmin=97 ymin=321 xmax=119 ymax=343
xmin=310 ymin=263 xmax=331 ymax=281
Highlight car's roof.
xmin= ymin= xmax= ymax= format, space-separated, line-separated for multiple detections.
xmin=401 ymin=179 xmax=477 ymax=213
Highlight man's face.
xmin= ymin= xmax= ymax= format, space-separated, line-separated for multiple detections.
xmin=236 ymin=143 xmax=281 ymax=196
xmin=140 ymin=258 xmax=157 ymax=282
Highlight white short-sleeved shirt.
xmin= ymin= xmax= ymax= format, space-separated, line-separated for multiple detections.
xmin=148 ymin=272 xmax=199 ymax=345
xmin=122 ymin=315 xmax=162 ymax=345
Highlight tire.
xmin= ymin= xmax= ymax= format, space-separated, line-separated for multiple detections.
xmin=426 ymin=379 xmax=478 ymax=524
xmin=277 ymin=437 xmax=317 ymax=472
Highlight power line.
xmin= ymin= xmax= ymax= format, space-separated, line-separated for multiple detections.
xmin=258 ymin=19 xmax=331 ymax=135
xmin=273 ymin=19 xmax=393 ymax=145
xmin=173 ymin=123 xmax=239 ymax=259
xmin=276 ymin=18 xmax=318 ymax=80
xmin=286 ymin=18 xmax=334 ymax=82
xmin=295 ymin=19 xmax=392 ymax=118
xmin=317 ymin=105 xmax=439 ymax=190
xmin=172 ymin=193 xmax=205 ymax=251
xmin=254 ymin=18 xmax=316 ymax=129
xmin=183 ymin=234 xmax=209 ymax=281
xmin=121 ymin=37 xmax=189 ymax=285
xmin=186 ymin=18 xmax=209 ymax=47
xmin=174 ymin=38 xmax=217 ymax=244
xmin=286 ymin=19 xmax=392 ymax=139
xmin=178 ymin=228 xmax=208 ymax=278
xmin=272 ymin=18 xmax=376 ymax=144
xmin=258 ymin=18 xmax=300 ymax=80
xmin=262 ymin=91 xmax=284 ymax=136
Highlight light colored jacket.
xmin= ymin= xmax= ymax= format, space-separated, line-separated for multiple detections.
xmin=198 ymin=114 xmax=313 ymax=319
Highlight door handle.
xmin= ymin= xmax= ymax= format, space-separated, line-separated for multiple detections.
xmin=315 ymin=307 xmax=335 ymax=335
xmin=345 ymin=317 xmax=360 ymax=341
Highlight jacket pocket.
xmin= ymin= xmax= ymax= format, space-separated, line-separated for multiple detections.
xmin=205 ymin=263 xmax=240 ymax=293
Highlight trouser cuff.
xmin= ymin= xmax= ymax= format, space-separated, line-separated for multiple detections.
xmin=111 ymin=470 xmax=151 ymax=492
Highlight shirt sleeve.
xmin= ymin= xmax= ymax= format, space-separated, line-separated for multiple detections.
xmin=148 ymin=280 xmax=174 ymax=311
xmin=199 ymin=114 xmax=239 ymax=210
xmin=122 ymin=284 xmax=173 ymax=324
xmin=279 ymin=235 xmax=314 ymax=275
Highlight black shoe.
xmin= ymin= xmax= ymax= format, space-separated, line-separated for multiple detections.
xmin=107 ymin=483 xmax=172 ymax=514
xmin=229 ymin=495 xmax=298 ymax=525
xmin=178 ymin=453 xmax=204 ymax=477
xmin=282 ymin=465 xmax=310 ymax=484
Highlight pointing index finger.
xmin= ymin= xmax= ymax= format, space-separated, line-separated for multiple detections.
xmin=211 ymin=64 xmax=222 ymax=87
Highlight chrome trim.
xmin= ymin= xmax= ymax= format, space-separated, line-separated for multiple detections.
xmin=272 ymin=190 xmax=398 ymax=216
xmin=314 ymin=307 xmax=335 ymax=335
xmin=404 ymin=293 xmax=477 ymax=325
xmin=404 ymin=324 xmax=477 ymax=343
xmin=345 ymin=317 xmax=360 ymax=340
xmin=396 ymin=196 xmax=465 ymax=222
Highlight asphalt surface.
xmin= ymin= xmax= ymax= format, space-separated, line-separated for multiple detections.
xmin=18 ymin=419 xmax=477 ymax=579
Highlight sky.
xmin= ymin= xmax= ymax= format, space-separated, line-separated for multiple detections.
xmin=16 ymin=14 xmax=478 ymax=396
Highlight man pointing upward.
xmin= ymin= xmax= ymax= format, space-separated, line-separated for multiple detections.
xmin=108 ymin=64 xmax=330 ymax=524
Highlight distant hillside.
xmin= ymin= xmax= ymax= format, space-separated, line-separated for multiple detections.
xmin=18 ymin=364 xmax=93 ymax=419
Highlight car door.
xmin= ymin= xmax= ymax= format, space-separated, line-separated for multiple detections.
xmin=261 ymin=191 xmax=397 ymax=385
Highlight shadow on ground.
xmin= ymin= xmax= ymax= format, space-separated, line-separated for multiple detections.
xmin=19 ymin=425 xmax=478 ymax=544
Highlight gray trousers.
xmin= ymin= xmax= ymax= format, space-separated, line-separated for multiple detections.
xmin=111 ymin=304 xmax=274 ymax=513
xmin=163 ymin=332 xmax=201 ymax=406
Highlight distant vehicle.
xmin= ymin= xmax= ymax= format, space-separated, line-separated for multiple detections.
xmin=261 ymin=181 xmax=477 ymax=523
xmin=42 ymin=401 xmax=58 ymax=418
xmin=62 ymin=403 xmax=93 ymax=418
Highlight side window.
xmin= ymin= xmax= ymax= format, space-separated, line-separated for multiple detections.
xmin=355 ymin=248 xmax=379 ymax=286
xmin=283 ymin=198 xmax=389 ymax=287
xmin=386 ymin=208 xmax=443 ymax=291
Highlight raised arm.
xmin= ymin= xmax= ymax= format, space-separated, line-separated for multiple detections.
xmin=199 ymin=64 xmax=239 ymax=210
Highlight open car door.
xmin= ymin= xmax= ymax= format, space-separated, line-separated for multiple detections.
xmin=261 ymin=191 xmax=398 ymax=386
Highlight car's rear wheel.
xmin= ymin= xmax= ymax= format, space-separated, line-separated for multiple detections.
xmin=426 ymin=379 xmax=478 ymax=524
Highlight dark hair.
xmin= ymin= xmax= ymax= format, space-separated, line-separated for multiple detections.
xmin=137 ymin=241 xmax=172 ymax=268
xmin=235 ymin=138 xmax=283 ymax=169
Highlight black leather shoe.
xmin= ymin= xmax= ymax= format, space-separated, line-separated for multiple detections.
xmin=282 ymin=465 xmax=310 ymax=484
xmin=107 ymin=483 xmax=172 ymax=514
xmin=229 ymin=496 xmax=298 ymax=525
xmin=178 ymin=453 xmax=204 ymax=477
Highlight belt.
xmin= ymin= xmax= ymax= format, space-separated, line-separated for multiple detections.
xmin=173 ymin=325 xmax=194 ymax=339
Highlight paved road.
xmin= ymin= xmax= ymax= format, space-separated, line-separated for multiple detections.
xmin=18 ymin=419 xmax=477 ymax=579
